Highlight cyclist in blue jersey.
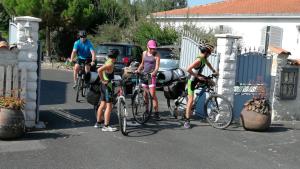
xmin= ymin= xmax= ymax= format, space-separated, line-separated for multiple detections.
xmin=70 ymin=30 xmax=96 ymax=88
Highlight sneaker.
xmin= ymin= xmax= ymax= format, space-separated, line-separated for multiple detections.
xmin=184 ymin=121 xmax=191 ymax=129
xmin=94 ymin=122 xmax=102 ymax=128
xmin=102 ymin=126 xmax=117 ymax=132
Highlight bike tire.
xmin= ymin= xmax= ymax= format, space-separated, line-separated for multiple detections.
xmin=117 ymin=98 xmax=128 ymax=136
xmin=131 ymin=89 xmax=152 ymax=124
xmin=81 ymin=80 xmax=87 ymax=97
xmin=76 ymin=78 xmax=81 ymax=102
xmin=167 ymin=96 xmax=187 ymax=119
xmin=204 ymin=94 xmax=233 ymax=129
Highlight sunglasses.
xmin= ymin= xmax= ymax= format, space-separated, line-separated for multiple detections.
xmin=80 ymin=36 xmax=87 ymax=38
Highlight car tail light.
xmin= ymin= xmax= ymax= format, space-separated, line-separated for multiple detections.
xmin=123 ymin=57 xmax=130 ymax=65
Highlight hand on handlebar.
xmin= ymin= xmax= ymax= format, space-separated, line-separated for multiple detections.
xmin=101 ymin=80 xmax=108 ymax=85
xmin=197 ymin=76 xmax=206 ymax=81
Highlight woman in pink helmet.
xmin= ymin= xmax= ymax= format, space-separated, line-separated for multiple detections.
xmin=136 ymin=40 xmax=161 ymax=120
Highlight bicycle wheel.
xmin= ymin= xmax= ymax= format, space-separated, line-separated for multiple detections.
xmin=167 ymin=96 xmax=187 ymax=119
xmin=117 ymin=98 xmax=128 ymax=136
xmin=76 ymin=78 xmax=82 ymax=102
xmin=204 ymin=94 xmax=233 ymax=129
xmin=131 ymin=89 xmax=152 ymax=124
xmin=81 ymin=81 xmax=87 ymax=97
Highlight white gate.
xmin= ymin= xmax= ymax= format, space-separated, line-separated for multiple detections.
xmin=179 ymin=36 xmax=220 ymax=76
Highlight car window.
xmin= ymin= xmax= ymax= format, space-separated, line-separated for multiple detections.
xmin=156 ymin=48 xmax=175 ymax=59
xmin=96 ymin=45 xmax=126 ymax=62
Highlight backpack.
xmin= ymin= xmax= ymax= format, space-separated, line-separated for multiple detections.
xmin=86 ymin=84 xmax=101 ymax=105
xmin=163 ymin=80 xmax=186 ymax=100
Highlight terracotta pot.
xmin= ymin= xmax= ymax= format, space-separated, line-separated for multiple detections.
xmin=240 ymin=107 xmax=271 ymax=131
xmin=0 ymin=108 xmax=25 ymax=139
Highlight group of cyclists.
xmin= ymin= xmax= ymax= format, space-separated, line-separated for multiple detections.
xmin=69 ymin=30 xmax=218 ymax=132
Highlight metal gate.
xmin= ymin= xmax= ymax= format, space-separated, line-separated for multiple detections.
xmin=233 ymin=50 xmax=272 ymax=117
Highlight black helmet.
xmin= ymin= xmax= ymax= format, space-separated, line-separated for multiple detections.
xmin=108 ymin=49 xmax=119 ymax=58
xmin=78 ymin=30 xmax=87 ymax=38
xmin=199 ymin=42 xmax=214 ymax=54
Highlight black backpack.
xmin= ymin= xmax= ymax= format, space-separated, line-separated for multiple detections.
xmin=163 ymin=80 xmax=186 ymax=100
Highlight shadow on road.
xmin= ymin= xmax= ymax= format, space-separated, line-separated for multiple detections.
xmin=22 ymin=132 xmax=70 ymax=140
xmin=39 ymin=108 xmax=97 ymax=130
xmin=40 ymin=80 xmax=68 ymax=105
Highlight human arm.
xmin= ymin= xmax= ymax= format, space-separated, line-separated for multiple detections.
xmin=89 ymin=41 xmax=96 ymax=66
xmin=206 ymin=60 xmax=218 ymax=75
xmin=151 ymin=52 xmax=160 ymax=77
xmin=187 ymin=58 xmax=206 ymax=81
xmin=97 ymin=64 xmax=112 ymax=84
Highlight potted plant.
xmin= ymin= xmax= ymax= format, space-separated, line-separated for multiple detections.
xmin=240 ymin=85 xmax=272 ymax=131
xmin=0 ymin=95 xmax=25 ymax=139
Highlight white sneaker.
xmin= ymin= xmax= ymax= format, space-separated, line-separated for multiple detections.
xmin=94 ymin=123 xmax=102 ymax=128
xmin=102 ymin=126 xmax=117 ymax=132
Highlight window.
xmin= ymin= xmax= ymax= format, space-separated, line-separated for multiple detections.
xmin=280 ymin=67 xmax=299 ymax=100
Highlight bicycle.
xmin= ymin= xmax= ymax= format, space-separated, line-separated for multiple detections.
xmin=113 ymin=76 xmax=128 ymax=135
xmin=166 ymin=74 xmax=233 ymax=129
xmin=75 ymin=62 xmax=89 ymax=102
xmin=91 ymin=75 xmax=128 ymax=135
xmin=131 ymin=72 xmax=153 ymax=124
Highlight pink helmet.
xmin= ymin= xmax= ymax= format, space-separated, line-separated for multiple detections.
xmin=147 ymin=40 xmax=157 ymax=49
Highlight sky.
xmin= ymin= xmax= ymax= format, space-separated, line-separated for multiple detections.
xmin=188 ymin=0 xmax=224 ymax=7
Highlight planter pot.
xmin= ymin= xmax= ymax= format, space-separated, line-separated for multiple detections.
xmin=0 ymin=108 xmax=25 ymax=139
xmin=240 ymin=107 xmax=271 ymax=131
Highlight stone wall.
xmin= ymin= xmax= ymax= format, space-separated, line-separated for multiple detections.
xmin=271 ymin=54 xmax=300 ymax=120
xmin=14 ymin=16 xmax=41 ymax=127
xmin=215 ymin=34 xmax=240 ymax=104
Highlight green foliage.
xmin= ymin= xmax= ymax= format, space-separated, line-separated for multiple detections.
xmin=89 ymin=24 xmax=123 ymax=44
xmin=133 ymin=19 xmax=179 ymax=49
xmin=0 ymin=3 xmax=9 ymax=32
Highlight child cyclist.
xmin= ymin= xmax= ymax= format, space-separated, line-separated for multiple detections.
xmin=95 ymin=49 xmax=119 ymax=132
xmin=184 ymin=43 xmax=219 ymax=129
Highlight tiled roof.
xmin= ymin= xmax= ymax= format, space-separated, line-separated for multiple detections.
xmin=153 ymin=0 xmax=300 ymax=16
xmin=269 ymin=46 xmax=291 ymax=55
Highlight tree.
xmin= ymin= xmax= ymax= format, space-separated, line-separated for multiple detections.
xmin=0 ymin=2 xmax=10 ymax=36
xmin=133 ymin=19 xmax=179 ymax=49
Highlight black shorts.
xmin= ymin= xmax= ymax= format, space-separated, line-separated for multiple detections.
xmin=76 ymin=58 xmax=92 ymax=65
xmin=100 ymin=83 xmax=114 ymax=103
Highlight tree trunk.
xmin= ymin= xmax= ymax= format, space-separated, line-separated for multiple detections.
xmin=46 ymin=26 xmax=51 ymax=59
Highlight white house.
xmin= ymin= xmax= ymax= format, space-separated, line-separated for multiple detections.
xmin=152 ymin=0 xmax=300 ymax=58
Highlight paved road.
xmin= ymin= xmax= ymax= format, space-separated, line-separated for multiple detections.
xmin=1 ymin=69 xmax=300 ymax=169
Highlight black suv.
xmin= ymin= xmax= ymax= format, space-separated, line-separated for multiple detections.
xmin=95 ymin=43 xmax=143 ymax=75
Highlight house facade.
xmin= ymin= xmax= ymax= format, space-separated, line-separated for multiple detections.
xmin=152 ymin=0 xmax=300 ymax=58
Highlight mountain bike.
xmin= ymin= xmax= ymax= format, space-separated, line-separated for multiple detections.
xmin=75 ymin=62 xmax=89 ymax=102
xmin=166 ymin=74 xmax=233 ymax=129
xmin=131 ymin=72 xmax=153 ymax=124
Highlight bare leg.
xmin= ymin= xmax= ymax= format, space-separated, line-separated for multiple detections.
xmin=185 ymin=95 xmax=194 ymax=119
xmin=73 ymin=64 xmax=80 ymax=83
xmin=97 ymin=101 xmax=106 ymax=123
xmin=104 ymin=103 xmax=113 ymax=126
xmin=150 ymin=87 xmax=158 ymax=112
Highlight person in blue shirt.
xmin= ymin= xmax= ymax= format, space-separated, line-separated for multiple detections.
xmin=70 ymin=30 xmax=96 ymax=88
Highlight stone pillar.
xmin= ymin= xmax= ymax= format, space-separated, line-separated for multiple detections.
xmin=14 ymin=16 xmax=41 ymax=127
xmin=215 ymin=34 xmax=241 ymax=104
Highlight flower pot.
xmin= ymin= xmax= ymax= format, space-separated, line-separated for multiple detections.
xmin=240 ymin=107 xmax=271 ymax=131
xmin=0 ymin=108 xmax=25 ymax=139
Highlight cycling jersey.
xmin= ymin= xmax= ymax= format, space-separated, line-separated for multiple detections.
xmin=73 ymin=39 xmax=94 ymax=60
